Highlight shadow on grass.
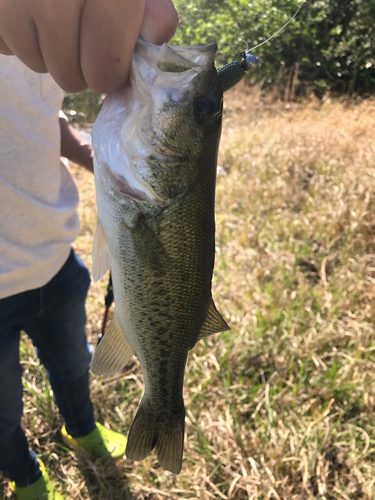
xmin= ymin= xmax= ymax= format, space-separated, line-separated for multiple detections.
xmin=73 ymin=450 xmax=132 ymax=500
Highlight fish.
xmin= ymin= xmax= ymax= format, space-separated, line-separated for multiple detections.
xmin=90 ymin=38 xmax=230 ymax=474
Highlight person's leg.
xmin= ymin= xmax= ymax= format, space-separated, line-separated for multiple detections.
xmin=28 ymin=250 xmax=127 ymax=460
xmin=24 ymin=249 xmax=96 ymax=438
xmin=0 ymin=290 xmax=41 ymax=487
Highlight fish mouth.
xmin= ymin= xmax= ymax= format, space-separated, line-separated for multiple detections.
xmin=129 ymin=39 xmax=219 ymax=135
xmin=129 ymin=40 xmax=221 ymax=151
xmin=135 ymin=38 xmax=217 ymax=74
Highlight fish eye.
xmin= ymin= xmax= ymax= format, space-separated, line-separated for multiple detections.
xmin=194 ymin=95 xmax=216 ymax=121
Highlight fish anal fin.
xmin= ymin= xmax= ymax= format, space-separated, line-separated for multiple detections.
xmin=90 ymin=316 xmax=134 ymax=377
xmin=197 ymin=298 xmax=230 ymax=342
xmin=126 ymin=397 xmax=185 ymax=475
xmin=92 ymin=220 xmax=111 ymax=282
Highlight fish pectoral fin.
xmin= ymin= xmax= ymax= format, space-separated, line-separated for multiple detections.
xmin=90 ymin=316 xmax=134 ymax=377
xmin=197 ymin=298 xmax=230 ymax=341
xmin=131 ymin=214 xmax=170 ymax=269
xmin=126 ymin=397 xmax=185 ymax=475
xmin=92 ymin=220 xmax=111 ymax=282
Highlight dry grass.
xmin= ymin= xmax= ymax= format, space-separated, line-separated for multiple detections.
xmin=2 ymin=85 xmax=375 ymax=499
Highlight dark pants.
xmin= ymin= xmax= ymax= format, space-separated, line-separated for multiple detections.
xmin=0 ymin=249 xmax=96 ymax=487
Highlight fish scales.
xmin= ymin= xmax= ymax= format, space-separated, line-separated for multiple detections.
xmin=91 ymin=39 xmax=230 ymax=474
xmin=108 ymin=155 xmax=216 ymax=418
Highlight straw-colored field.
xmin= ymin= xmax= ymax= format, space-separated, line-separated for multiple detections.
xmin=2 ymin=86 xmax=375 ymax=499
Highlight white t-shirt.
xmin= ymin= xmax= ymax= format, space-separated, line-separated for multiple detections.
xmin=0 ymin=56 xmax=81 ymax=299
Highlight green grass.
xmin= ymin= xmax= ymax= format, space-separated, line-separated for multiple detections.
xmin=2 ymin=87 xmax=375 ymax=499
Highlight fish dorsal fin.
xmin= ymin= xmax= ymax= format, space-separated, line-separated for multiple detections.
xmin=91 ymin=316 xmax=135 ymax=377
xmin=92 ymin=220 xmax=111 ymax=281
xmin=197 ymin=298 xmax=230 ymax=341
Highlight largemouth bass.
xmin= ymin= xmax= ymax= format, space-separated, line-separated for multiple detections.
xmin=91 ymin=39 xmax=229 ymax=474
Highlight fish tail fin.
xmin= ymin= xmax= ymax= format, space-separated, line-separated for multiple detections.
xmin=154 ymin=412 xmax=185 ymax=474
xmin=126 ymin=397 xmax=185 ymax=474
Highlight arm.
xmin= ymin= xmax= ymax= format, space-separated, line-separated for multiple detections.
xmin=60 ymin=117 xmax=94 ymax=174
xmin=0 ymin=0 xmax=178 ymax=94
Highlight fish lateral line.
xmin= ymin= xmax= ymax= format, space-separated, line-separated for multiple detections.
xmin=246 ymin=0 xmax=307 ymax=53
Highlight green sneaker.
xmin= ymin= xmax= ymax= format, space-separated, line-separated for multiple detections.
xmin=9 ymin=459 xmax=64 ymax=500
xmin=61 ymin=422 xmax=126 ymax=460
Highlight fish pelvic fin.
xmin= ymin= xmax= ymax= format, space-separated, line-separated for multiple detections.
xmin=197 ymin=298 xmax=230 ymax=342
xmin=126 ymin=397 xmax=185 ymax=474
xmin=92 ymin=220 xmax=111 ymax=281
xmin=90 ymin=316 xmax=134 ymax=376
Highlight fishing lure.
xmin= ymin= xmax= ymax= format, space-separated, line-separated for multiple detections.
xmin=218 ymin=51 xmax=257 ymax=92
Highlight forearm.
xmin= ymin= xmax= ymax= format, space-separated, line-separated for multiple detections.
xmin=59 ymin=118 xmax=94 ymax=173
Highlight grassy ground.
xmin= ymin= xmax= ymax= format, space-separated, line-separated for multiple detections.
xmin=2 ymin=86 xmax=375 ymax=499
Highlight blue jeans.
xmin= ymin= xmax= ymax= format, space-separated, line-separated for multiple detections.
xmin=0 ymin=249 xmax=96 ymax=487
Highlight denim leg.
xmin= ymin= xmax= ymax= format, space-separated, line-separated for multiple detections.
xmin=24 ymin=250 xmax=96 ymax=438
xmin=0 ymin=292 xmax=41 ymax=487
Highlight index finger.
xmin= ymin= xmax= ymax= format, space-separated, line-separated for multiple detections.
xmin=80 ymin=0 xmax=145 ymax=94
xmin=141 ymin=0 xmax=178 ymax=46
xmin=0 ymin=36 xmax=13 ymax=55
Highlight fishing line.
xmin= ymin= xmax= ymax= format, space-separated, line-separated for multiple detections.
xmin=247 ymin=0 xmax=307 ymax=52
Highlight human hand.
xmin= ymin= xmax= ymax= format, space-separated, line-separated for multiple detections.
xmin=0 ymin=0 xmax=178 ymax=94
